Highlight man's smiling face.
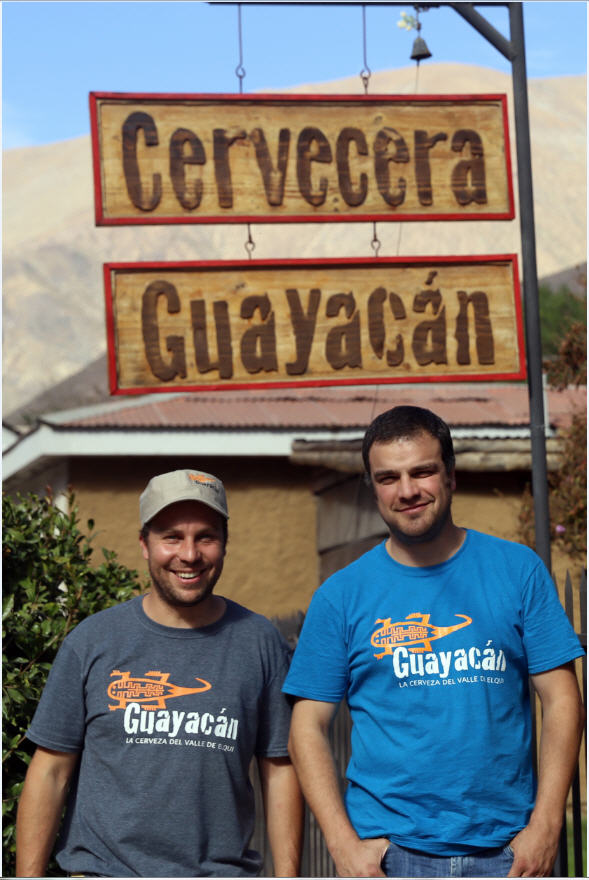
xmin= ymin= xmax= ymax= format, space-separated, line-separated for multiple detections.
xmin=368 ymin=431 xmax=456 ymax=546
xmin=140 ymin=500 xmax=226 ymax=610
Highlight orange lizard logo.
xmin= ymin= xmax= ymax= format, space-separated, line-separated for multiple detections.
xmin=107 ymin=670 xmax=212 ymax=711
xmin=189 ymin=473 xmax=216 ymax=484
xmin=371 ymin=613 xmax=472 ymax=659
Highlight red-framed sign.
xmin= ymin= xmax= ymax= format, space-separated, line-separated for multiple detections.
xmin=104 ymin=255 xmax=525 ymax=394
xmin=90 ymin=93 xmax=514 ymax=226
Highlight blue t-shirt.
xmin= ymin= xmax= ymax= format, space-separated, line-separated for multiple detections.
xmin=283 ymin=530 xmax=583 ymax=855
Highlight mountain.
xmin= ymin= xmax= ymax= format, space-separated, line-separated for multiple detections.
xmin=3 ymin=63 xmax=586 ymax=417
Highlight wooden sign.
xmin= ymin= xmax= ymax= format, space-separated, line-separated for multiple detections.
xmin=104 ymin=256 xmax=525 ymax=394
xmin=90 ymin=93 xmax=514 ymax=225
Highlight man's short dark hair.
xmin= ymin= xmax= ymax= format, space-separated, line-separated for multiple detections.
xmin=362 ymin=405 xmax=455 ymax=477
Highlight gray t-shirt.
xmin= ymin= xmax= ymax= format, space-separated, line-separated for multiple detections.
xmin=27 ymin=596 xmax=293 ymax=877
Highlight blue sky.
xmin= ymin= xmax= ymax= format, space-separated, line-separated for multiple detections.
xmin=2 ymin=1 xmax=587 ymax=150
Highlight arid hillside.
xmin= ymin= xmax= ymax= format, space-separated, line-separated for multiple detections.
xmin=3 ymin=63 xmax=586 ymax=415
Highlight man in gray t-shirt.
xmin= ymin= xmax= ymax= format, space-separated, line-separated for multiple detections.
xmin=16 ymin=469 xmax=303 ymax=878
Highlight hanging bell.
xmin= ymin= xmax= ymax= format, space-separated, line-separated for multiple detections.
xmin=410 ymin=35 xmax=432 ymax=62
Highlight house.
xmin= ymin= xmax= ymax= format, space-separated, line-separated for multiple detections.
xmin=3 ymin=376 xmax=584 ymax=618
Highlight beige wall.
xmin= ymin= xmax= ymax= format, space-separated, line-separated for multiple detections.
xmin=452 ymin=471 xmax=523 ymax=540
xmin=452 ymin=471 xmax=585 ymax=593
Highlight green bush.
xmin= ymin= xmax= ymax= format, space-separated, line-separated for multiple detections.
xmin=545 ymin=321 xmax=587 ymax=389
xmin=539 ymin=282 xmax=586 ymax=357
xmin=2 ymin=491 xmax=143 ymax=877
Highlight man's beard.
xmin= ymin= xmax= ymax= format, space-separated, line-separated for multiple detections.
xmin=148 ymin=561 xmax=220 ymax=608
xmin=388 ymin=497 xmax=453 ymax=547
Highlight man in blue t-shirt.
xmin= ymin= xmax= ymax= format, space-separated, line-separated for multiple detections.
xmin=283 ymin=406 xmax=584 ymax=878
xmin=16 ymin=469 xmax=303 ymax=878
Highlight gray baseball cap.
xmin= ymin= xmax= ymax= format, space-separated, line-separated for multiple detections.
xmin=140 ymin=469 xmax=229 ymax=526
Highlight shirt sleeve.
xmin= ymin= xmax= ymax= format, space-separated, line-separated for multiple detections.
xmin=255 ymin=628 xmax=293 ymax=757
xmin=282 ymin=588 xmax=349 ymax=703
xmin=26 ymin=635 xmax=86 ymax=752
xmin=521 ymin=558 xmax=584 ymax=675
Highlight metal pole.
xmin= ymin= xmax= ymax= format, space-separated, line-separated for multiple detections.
xmin=508 ymin=2 xmax=552 ymax=572
xmin=449 ymin=2 xmax=513 ymax=61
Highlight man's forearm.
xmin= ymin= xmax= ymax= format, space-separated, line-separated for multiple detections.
xmin=259 ymin=756 xmax=304 ymax=876
xmin=509 ymin=664 xmax=584 ymax=877
xmin=534 ymin=685 xmax=584 ymax=817
xmin=288 ymin=708 xmax=354 ymax=852
xmin=16 ymin=747 xmax=78 ymax=877
xmin=288 ymin=701 xmax=389 ymax=877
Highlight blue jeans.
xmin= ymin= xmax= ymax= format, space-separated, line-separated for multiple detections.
xmin=382 ymin=841 xmax=515 ymax=877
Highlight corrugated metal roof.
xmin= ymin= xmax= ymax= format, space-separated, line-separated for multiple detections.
xmin=52 ymin=384 xmax=585 ymax=432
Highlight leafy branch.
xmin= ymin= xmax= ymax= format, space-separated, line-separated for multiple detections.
xmin=2 ymin=491 xmax=143 ymax=876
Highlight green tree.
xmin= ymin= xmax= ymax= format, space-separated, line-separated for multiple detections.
xmin=519 ymin=317 xmax=587 ymax=558
xmin=2 ymin=491 xmax=143 ymax=877
xmin=539 ymin=282 xmax=586 ymax=357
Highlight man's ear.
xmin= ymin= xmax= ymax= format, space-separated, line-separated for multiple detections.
xmin=139 ymin=530 xmax=149 ymax=560
xmin=448 ymin=469 xmax=457 ymax=492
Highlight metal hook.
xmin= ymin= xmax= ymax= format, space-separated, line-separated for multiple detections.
xmin=244 ymin=224 xmax=256 ymax=259
xmin=359 ymin=5 xmax=371 ymax=94
xmin=235 ymin=3 xmax=246 ymax=93
xmin=371 ymin=221 xmax=381 ymax=258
